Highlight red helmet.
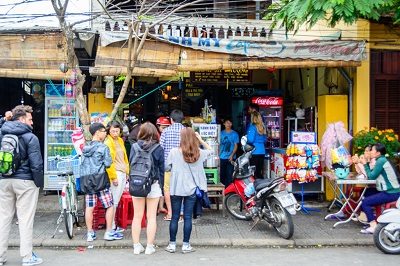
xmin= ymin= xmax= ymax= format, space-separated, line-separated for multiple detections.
xmin=156 ymin=116 xmax=170 ymax=126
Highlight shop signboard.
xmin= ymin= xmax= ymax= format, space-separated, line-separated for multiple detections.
xmin=190 ymin=69 xmax=251 ymax=84
xmin=192 ymin=123 xmax=218 ymax=137
xmin=252 ymin=96 xmax=283 ymax=106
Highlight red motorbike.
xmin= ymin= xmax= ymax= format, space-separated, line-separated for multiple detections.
xmin=224 ymin=137 xmax=299 ymax=239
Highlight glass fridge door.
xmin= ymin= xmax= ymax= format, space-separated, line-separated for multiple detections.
xmin=261 ymin=106 xmax=282 ymax=148
xmin=44 ymin=97 xmax=78 ymax=175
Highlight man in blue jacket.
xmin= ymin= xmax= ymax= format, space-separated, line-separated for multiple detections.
xmin=0 ymin=105 xmax=44 ymax=265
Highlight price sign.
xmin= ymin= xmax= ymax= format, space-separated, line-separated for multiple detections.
xmin=197 ymin=124 xmax=218 ymax=137
xmin=190 ymin=70 xmax=251 ymax=84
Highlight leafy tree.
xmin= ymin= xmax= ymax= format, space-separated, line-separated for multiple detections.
xmin=266 ymin=0 xmax=400 ymax=34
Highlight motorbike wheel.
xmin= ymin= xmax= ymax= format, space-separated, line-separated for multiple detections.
xmin=269 ymin=199 xmax=294 ymax=239
xmin=373 ymin=223 xmax=400 ymax=254
xmin=225 ymin=193 xmax=251 ymax=220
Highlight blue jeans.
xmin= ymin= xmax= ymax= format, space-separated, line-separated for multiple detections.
xmin=169 ymin=193 xmax=197 ymax=243
xmin=361 ymin=191 xmax=400 ymax=222
xmin=220 ymin=159 xmax=233 ymax=188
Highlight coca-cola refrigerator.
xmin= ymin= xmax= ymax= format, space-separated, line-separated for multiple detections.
xmin=250 ymin=96 xmax=284 ymax=148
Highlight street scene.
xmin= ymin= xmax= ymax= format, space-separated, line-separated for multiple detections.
xmin=1 ymin=1 xmax=400 ymax=266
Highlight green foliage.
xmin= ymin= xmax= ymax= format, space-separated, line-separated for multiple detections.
xmin=266 ymin=0 xmax=398 ymax=33
xmin=115 ymin=75 xmax=126 ymax=82
xmin=352 ymin=126 xmax=400 ymax=161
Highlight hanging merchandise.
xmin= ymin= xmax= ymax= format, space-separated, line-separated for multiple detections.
xmin=285 ymin=143 xmax=320 ymax=183
xmin=65 ymin=83 xmax=73 ymax=97
xmin=70 ymin=70 xmax=78 ymax=85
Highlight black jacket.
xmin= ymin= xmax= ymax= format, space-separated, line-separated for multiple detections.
xmin=0 ymin=117 xmax=6 ymax=128
xmin=0 ymin=121 xmax=44 ymax=187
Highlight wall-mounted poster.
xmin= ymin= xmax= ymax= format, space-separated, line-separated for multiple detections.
xmin=91 ymin=113 xmax=109 ymax=124
xmin=290 ymin=131 xmax=317 ymax=144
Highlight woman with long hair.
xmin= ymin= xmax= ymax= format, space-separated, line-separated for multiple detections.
xmin=247 ymin=111 xmax=267 ymax=179
xmin=164 ymin=127 xmax=213 ymax=254
xmin=359 ymin=143 xmax=400 ymax=234
xmin=104 ymin=120 xmax=130 ymax=236
xmin=129 ymin=122 xmax=165 ymax=255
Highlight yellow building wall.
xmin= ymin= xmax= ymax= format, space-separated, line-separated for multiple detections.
xmin=318 ymin=95 xmax=348 ymax=201
xmin=88 ymin=93 xmax=113 ymax=117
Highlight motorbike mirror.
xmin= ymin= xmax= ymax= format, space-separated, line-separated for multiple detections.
xmin=241 ymin=136 xmax=247 ymax=146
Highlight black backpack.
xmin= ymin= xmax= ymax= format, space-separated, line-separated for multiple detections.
xmin=129 ymin=143 xmax=159 ymax=197
xmin=0 ymin=134 xmax=26 ymax=176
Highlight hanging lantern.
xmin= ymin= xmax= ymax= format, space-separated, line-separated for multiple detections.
xmin=70 ymin=70 xmax=78 ymax=85
xmin=59 ymin=63 xmax=69 ymax=73
xmin=267 ymin=68 xmax=276 ymax=73
xmin=65 ymin=82 xmax=73 ymax=97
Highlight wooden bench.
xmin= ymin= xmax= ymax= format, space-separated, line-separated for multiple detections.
xmin=206 ymin=183 xmax=226 ymax=217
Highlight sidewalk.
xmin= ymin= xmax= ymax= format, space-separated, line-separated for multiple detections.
xmin=7 ymin=193 xmax=375 ymax=249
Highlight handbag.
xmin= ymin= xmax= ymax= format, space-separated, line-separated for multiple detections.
xmin=80 ymin=166 xmax=110 ymax=194
xmin=188 ymin=163 xmax=204 ymax=199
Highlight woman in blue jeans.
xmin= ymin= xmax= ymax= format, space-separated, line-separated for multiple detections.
xmin=164 ymin=127 xmax=213 ymax=253
xmin=360 ymin=143 xmax=400 ymax=234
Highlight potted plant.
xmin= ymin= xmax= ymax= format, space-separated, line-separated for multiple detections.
xmin=352 ymin=127 xmax=400 ymax=161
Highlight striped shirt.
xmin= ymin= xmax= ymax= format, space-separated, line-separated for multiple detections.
xmin=160 ymin=123 xmax=185 ymax=160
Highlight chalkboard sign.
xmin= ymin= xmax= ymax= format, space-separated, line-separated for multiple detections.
xmin=184 ymin=79 xmax=204 ymax=101
xmin=190 ymin=69 xmax=251 ymax=84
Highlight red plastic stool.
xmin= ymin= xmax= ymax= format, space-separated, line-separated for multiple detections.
xmin=116 ymin=191 xmax=146 ymax=229
xmin=93 ymin=198 xmax=106 ymax=230
xmin=375 ymin=200 xmax=398 ymax=218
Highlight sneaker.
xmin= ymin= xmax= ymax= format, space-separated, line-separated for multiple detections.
xmin=145 ymin=244 xmax=156 ymax=255
xmin=182 ymin=244 xmax=195 ymax=254
xmin=165 ymin=243 xmax=176 ymax=253
xmin=0 ymin=259 xmax=6 ymax=266
xmin=22 ymin=253 xmax=43 ymax=265
xmin=114 ymin=227 xmax=125 ymax=233
xmin=133 ymin=243 xmax=145 ymax=255
xmin=104 ymin=231 xmax=123 ymax=241
xmin=86 ymin=231 xmax=96 ymax=242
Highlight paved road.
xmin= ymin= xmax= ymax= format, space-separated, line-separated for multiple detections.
xmin=3 ymin=246 xmax=399 ymax=266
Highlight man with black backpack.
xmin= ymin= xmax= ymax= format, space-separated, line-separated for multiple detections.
xmin=0 ymin=105 xmax=44 ymax=266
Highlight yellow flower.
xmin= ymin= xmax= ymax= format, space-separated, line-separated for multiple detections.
xmin=378 ymin=130 xmax=382 ymax=135
xmin=375 ymin=136 xmax=379 ymax=140
xmin=396 ymin=134 xmax=399 ymax=140
xmin=364 ymin=126 xmax=368 ymax=130
xmin=371 ymin=127 xmax=376 ymax=131
xmin=358 ymin=146 xmax=362 ymax=150
xmin=385 ymin=135 xmax=389 ymax=138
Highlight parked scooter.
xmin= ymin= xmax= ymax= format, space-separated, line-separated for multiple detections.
xmin=224 ymin=136 xmax=299 ymax=239
xmin=374 ymin=197 xmax=400 ymax=254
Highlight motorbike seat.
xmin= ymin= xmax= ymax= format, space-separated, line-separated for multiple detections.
xmin=254 ymin=178 xmax=274 ymax=191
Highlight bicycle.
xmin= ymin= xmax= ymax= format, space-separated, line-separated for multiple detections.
xmin=51 ymin=155 xmax=82 ymax=239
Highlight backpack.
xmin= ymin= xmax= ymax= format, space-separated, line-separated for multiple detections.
xmin=0 ymin=134 xmax=26 ymax=175
xmin=129 ymin=143 xmax=159 ymax=197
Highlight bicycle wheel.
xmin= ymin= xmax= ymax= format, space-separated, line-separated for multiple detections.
xmin=63 ymin=185 xmax=74 ymax=239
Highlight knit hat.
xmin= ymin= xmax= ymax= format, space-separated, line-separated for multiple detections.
xmin=89 ymin=122 xmax=105 ymax=135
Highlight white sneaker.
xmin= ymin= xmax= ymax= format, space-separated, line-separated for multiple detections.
xmin=182 ymin=244 xmax=195 ymax=254
xmin=145 ymin=244 xmax=156 ymax=255
xmin=165 ymin=243 xmax=176 ymax=253
xmin=133 ymin=243 xmax=145 ymax=255
xmin=0 ymin=259 xmax=6 ymax=266
xmin=22 ymin=253 xmax=43 ymax=265
xmin=86 ymin=231 xmax=96 ymax=242
xmin=114 ymin=227 xmax=125 ymax=233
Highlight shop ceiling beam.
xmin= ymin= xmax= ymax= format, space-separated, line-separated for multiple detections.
xmin=0 ymin=69 xmax=70 ymax=80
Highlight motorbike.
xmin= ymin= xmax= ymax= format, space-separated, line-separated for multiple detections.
xmin=374 ymin=197 xmax=400 ymax=254
xmin=224 ymin=136 xmax=299 ymax=239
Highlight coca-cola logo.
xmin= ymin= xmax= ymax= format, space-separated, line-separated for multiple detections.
xmin=252 ymin=97 xmax=283 ymax=106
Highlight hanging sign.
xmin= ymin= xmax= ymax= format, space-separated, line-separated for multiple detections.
xmin=193 ymin=124 xmax=218 ymax=137
xmin=184 ymin=80 xmax=204 ymax=101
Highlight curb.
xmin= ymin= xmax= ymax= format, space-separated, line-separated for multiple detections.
xmin=8 ymin=238 xmax=374 ymax=249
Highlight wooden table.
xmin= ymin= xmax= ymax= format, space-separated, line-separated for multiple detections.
xmin=207 ymin=183 xmax=226 ymax=217
xmin=322 ymin=171 xmax=376 ymax=227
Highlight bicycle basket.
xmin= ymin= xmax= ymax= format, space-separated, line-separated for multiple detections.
xmin=56 ymin=158 xmax=80 ymax=179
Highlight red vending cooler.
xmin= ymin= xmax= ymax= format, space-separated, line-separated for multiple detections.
xmin=251 ymin=96 xmax=284 ymax=148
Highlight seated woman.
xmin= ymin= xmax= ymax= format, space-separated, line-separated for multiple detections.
xmin=359 ymin=143 xmax=400 ymax=234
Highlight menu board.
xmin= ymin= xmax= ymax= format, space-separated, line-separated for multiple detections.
xmin=190 ymin=69 xmax=251 ymax=84
xmin=184 ymin=80 xmax=204 ymax=101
